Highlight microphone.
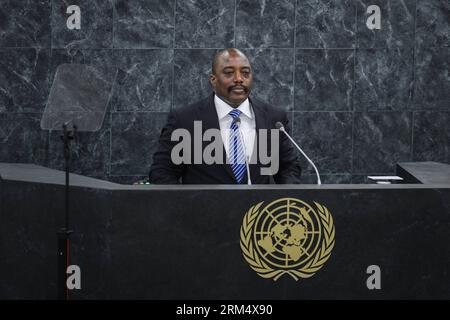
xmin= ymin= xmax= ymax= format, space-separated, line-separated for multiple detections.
xmin=233 ymin=117 xmax=252 ymax=185
xmin=275 ymin=121 xmax=321 ymax=185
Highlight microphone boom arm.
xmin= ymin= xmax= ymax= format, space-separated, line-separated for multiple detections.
xmin=277 ymin=123 xmax=321 ymax=185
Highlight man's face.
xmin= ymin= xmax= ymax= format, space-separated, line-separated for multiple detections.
xmin=209 ymin=52 xmax=253 ymax=107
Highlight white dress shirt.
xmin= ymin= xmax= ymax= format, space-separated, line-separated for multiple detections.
xmin=214 ymin=94 xmax=256 ymax=161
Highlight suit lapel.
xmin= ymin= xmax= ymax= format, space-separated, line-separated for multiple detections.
xmin=197 ymin=95 xmax=236 ymax=181
xmin=249 ymin=97 xmax=269 ymax=183
xmin=196 ymin=95 xmax=220 ymax=131
xmin=197 ymin=95 xmax=271 ymax=183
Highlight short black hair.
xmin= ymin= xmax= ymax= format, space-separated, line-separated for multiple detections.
xmin=211 ymin=48 xmax=249 ymax=75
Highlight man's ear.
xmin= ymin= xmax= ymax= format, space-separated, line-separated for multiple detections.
xmin=209 ymin=74 xmax=216 ymax=88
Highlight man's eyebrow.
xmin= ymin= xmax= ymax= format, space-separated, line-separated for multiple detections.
xmin=222 ymin=66 xmax=251 ymax=71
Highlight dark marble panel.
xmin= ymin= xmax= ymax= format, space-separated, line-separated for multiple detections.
xmin=353 ymin=112 xmax=412 ymax=174
xmin=113 ymin=49 xmax=173 ymax=112
xmin=175 ymin=0 xmax=234 ymax=48
xmin=301 ymin=174 xmax=352 ymax=184
xmin=0 ymin=0 xmax=51 ymax=48
xmin=246 ymin=49 xmax=293 ymax=111
xmin=296 ymin=0 xmax=356 ymax=48
xmin=354 ymin=48 xmax=414 ymax=111
xmin=294 ymin=49 xmax=354 ymax=111
xmin=113 ymin=0 xmax=175 ymax=49
xmin=0 ymin=49 xmax=50 ymax=113
xmin=51 ymin=0 xmax=113 ymax=49
xmin=416 ymin=0 xmax=450 ymax=47
xmin=351 ymin=174 xmax=370 ymax=184
xmin=292 ymin=112 xmax=353 ymax=174
xmin=236 ymin=0 xmax=295 ymax=48
xmin=46 ymin=113 xmax=111 ymax=179
xmin=173 ymin=49 xmax=217 ymax=108
xmin=324 ymin=174 xmax=351 ymax=184
xmin=356 ymin=0 xmax=415 ymax=48
xmin=0 ymin=113 xmax=48 ymax=165
xmin=50 ymin=49 xmax=116 ymax=83
xmin=110 ymin=112 xmax=168 ymax=175
xmin=413 ymin=112 xmax=450 ymax=164
xmin=413 ymin=47 xmax=450 ymax=110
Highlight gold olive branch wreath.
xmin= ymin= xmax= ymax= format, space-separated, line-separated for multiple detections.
xmin=240 ymin=200 xmax=335 ymax=281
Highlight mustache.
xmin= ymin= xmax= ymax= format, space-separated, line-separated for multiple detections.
xmin=228 ymin=85 xmax=249 ymax=93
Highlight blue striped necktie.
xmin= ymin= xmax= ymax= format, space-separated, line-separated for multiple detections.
xmin=229 ymin=109 xmax=246 ymax=184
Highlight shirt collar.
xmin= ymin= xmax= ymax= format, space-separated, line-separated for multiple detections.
xmin=214 ymin=94 xmax=253 ymax=120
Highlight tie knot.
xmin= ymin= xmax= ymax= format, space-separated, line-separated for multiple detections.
xmin=229 ymin=109 xmax=241 ymax=119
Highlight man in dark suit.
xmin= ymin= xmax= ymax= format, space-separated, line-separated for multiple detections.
xmin=149 ymin=48 xmax=301 ymax=184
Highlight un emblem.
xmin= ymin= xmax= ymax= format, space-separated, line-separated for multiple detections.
xmin=240 ymin=198 xmax=335 ymax=281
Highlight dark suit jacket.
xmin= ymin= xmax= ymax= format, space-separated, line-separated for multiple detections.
xmin=149 ymin=95 xmax=301 ymax=184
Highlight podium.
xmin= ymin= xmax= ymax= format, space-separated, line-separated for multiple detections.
xmin=1 ymin=162 xmax=450 ymax=299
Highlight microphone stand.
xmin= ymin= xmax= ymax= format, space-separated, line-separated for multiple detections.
xmin=57 ymin=123 xmax=77 ymax=300
xmin=277 ymin=124 xmax=321 ymax=185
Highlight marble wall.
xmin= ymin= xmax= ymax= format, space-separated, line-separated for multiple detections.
xmin=0 ymin=0 xmax=449 ymax=184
